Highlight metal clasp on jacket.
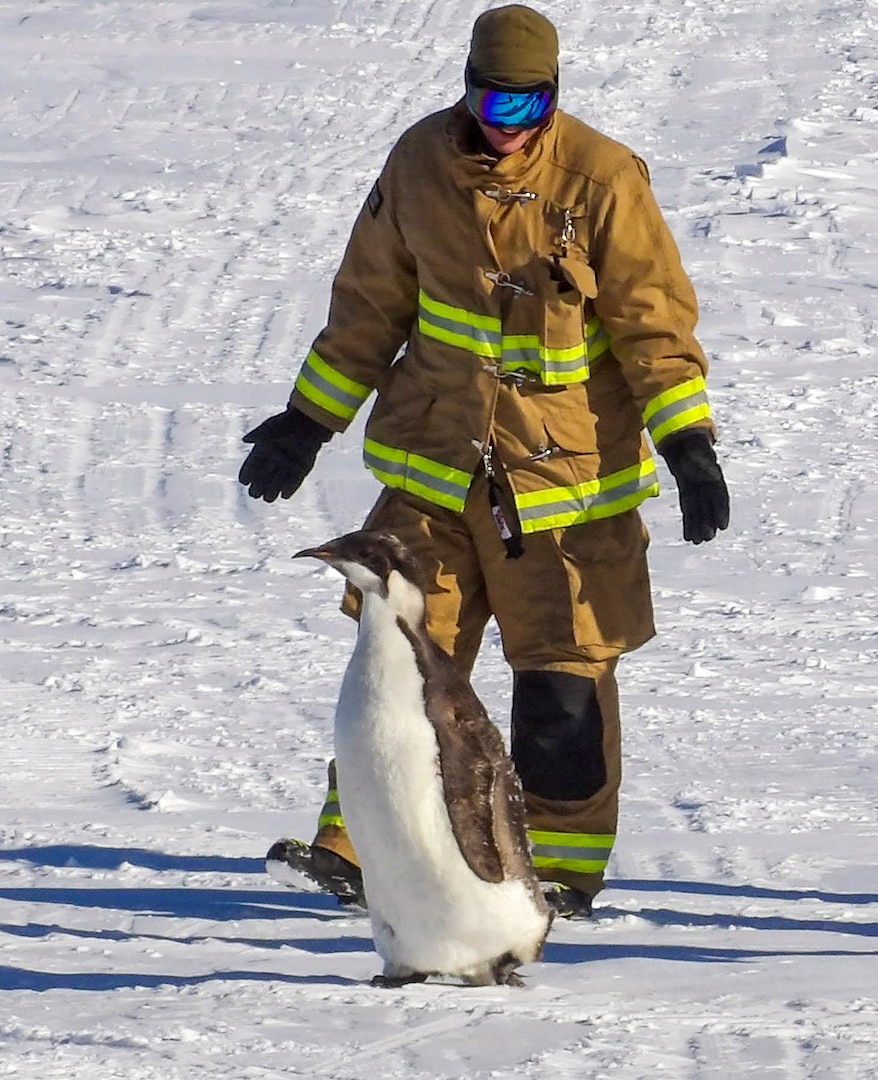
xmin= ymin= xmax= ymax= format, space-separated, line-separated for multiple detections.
xmin=484 ymin=270 xmax=534 ymax=297
xmin=471 ymin=439 xmax=496 ymax=473
xmin=559 ymin=208 xmax=576 ymax=255
xmin=527 ymin=444 xmax=561 ymax=461
xmin=482 ymin=362 xmax=534 ymax=385
xmin=484 ymin=186 xmax=538 ymax=204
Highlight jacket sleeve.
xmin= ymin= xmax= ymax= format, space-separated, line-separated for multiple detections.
xmin=590 ymin=155 xmax=716 ymax=449
xmin=289 ymin=149 xmax=419 ymax=433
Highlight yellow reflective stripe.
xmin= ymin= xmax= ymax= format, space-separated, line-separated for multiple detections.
xmin=417 ymin=290 xmax=608 ymax=384
xmin=502 ymin=335 xmax=586 ymax=362
xmin=501 ymin=335 xmax=589 ymax=384
xmin=515 ymin=459 xmax=660 ymax=533
xmin=295 ymin=349 xmax=372 ymax=422
xmin=529 ymin=830 xmax=615 ymax=848
xmin=364 ymin=437 xmax=471 ymax=512
xmin=317 ymin=788 xmax=345 ymax=829
xmin=586 ymin=315 xmax=611 ymax=357
xmin=505 ymin=318 xmax=610 ymax=383
xmin=532 ymin=856 xmax=610 ymax=873
xmin=529 ymin=830 xmax=615 ymax=873
xmin=418 ymin=290 xmax=502 ymax=357
xmin=643 ymin=376 xmax=712 ymax=445
xmin=418 ymin=290 xmax=501 ymax=333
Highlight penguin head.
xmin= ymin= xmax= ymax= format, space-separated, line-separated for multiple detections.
xmin=295 ymin=530 xmax=427 ymax=624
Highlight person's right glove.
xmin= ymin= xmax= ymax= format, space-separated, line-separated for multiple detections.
xmin=660 ymin=429 xmax=730 ymax=544
xmin=238 ymin=407 xmax=332 ymax=503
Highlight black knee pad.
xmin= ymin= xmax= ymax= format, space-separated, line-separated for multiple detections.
xmin=511 ymin=669 xmax=607 ymax=801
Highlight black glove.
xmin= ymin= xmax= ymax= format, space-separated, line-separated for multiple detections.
xmin=238 ymin=407 xmax=332 ymax=502
xmin=660 ymin=429 xmax=730 ymax=544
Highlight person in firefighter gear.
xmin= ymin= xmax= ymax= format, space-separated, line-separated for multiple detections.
xmin=240 ymin=4 xmax=729 ymax=918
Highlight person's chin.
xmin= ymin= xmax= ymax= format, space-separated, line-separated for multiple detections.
xmin=482 ymin=127 xmax=534 ymax=155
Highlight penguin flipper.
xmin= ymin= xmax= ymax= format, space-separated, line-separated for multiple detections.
xmin=434 ymin=695 xmax=532 ymax=884
xmin=487 ymin=754 xmax=536 ymax=881
xmin=398 ymin=622 xmax=534 ymax=884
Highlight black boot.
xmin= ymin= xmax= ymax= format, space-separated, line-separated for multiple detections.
xmin=265 ymin=838 xmax=366 ymax=907
xmin=542 ymin=883 xmax=593 ymax=919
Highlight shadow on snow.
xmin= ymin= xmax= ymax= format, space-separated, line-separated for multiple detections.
xmin=1 ymin=853 xmax=875 ymax=993
xmin=610 ymin=877 xmax=878 ymax=907
xmin=0 ymin=884 xmax=345 ymax=923
xmin=0 ymin=966 xmax=359 ymax=991
xmin=594 ymin=903 xmax=878 ymax=938
xmin=0 ymin=844 xmax=266 ymax=876
xmin=543 ymin=940 xmax=878 ymax=966
xmin=0 ymin=919 xmax=372 ymax=954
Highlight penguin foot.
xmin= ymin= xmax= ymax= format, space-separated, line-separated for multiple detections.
xmin=489 ymin=951 xmax=527 ymax=988
xmin=265 ymin=838 xmax=366 ymax=907
xmin=371 ymin=971 xmax=429 ymax=988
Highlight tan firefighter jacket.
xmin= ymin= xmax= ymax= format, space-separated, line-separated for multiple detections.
xmin=290 ymin=102 xmax=716 ymax=535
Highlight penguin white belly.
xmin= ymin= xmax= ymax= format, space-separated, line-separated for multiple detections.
xmin=334 ymin=605 xmax=547 ymax=981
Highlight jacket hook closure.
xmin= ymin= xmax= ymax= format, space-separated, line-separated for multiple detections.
xmin=482 ymin=362 xmax=530 ymax=384
xmin=484 ymin=269 xmax=534 ymax=297
xmin=562 ymin=209 xmax=576 ymax=243
xmin=485 ymin=185 xmax=538 ymax=204
xmin=483 ymin=183 xmax=537 ymax=203
xmin=559 ymin=208 xmax=576 ymax=255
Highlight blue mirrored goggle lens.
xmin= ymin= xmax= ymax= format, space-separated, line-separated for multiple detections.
xmin=466 ymin=85 xmax=555 ymax=129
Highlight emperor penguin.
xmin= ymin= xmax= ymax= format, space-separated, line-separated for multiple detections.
xmin=294 ymin=529 xmax=552 ymax=988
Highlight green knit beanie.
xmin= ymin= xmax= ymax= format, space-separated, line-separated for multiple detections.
xmin=467 ymin=4 xmax=559 ymax=87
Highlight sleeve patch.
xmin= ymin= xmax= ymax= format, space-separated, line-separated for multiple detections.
xmin=366 ymin=180 xmax=384 ymax=218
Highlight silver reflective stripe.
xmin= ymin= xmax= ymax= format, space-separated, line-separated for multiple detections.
xmin=318 ymin=792 xmax=344 ymax=827
xmin=363 ymin=445 xmax=471 ymax=504
xmin=299 ymin=359 xmax=367 ymax=416
xmin=541 ymin=354 xmax=588 ymax=375
xmin=588 ymin=322 xmax=610 ymax=351
xmin=531 ymin=842 xmax=613 ymax=862
xmin=418 ymin=305 xmax=502 ymax=353
xmin=517 ymin=467 xmax=658 ymax=526
xmin=501 ymin=343 xmax=543 ymax=368
xmin=646 ymin=386 xmax=711 ymax=438
xmin=501 ymin=343 xmax=587 ymax=374
xmin=417 ymin=291 xmax=608 ymax=385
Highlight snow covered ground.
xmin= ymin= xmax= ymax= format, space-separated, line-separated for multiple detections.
xmin=2 ymin=0 xmax=877 ymax=1075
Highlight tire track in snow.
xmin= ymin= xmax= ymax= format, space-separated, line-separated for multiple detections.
xmin=308 ymin=1008 xmax=492 ymax=1077
xmin=300 ymin=990 xmax=878 ymax=1079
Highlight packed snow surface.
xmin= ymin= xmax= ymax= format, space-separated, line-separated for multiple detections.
xmin=1 ymin=0 xmax=877 ymax=1076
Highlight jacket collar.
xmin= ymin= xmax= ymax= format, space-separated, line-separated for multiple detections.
xmin=443 ymin=99 xmax=557 ymax=187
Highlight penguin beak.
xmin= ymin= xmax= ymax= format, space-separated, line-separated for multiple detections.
xmin=293 ymin=545 xmax=333 ymax=563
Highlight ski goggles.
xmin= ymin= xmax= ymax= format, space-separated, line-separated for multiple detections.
xmin=465 ymin=82 xmax=556 ymax=130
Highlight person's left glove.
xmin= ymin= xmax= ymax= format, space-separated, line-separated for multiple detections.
xmin=238 ymin=407 xmax=333 ymax=503
xmin=660 ymin=429 xmax=730 ymax=544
